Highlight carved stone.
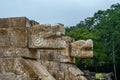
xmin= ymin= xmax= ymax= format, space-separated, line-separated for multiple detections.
xmin=0 ymin=17 xmax=93 ymax=80
xmin=71 ymin=39 xmax=93 ymax=58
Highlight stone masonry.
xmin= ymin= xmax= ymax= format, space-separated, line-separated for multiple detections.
xmin=0 ymin=17 xmax=93 ymax=80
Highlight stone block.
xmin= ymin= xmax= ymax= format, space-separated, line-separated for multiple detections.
xmin=0 ymin=48 xmax=30 ymax=58
xmin=60 ymin=36 xmax=74 ymax=56
xmin=59 ymin=44 xmax=70 ymax=56
xmin=28 ymin=24 xmax=66 ymax=48
xmin=51 ymin=23 xmax=65 ymax=36
xmin=9 ymin=28 xmax=27 ymax=47
xmin=29 ymin=37 xmax=66 ymax=48
xmin=57 ymin=71 xmax=65 ymax=80
xmin=71 ymin=39 xmax=93 ymax=58
xmin=28 ymin=23 xmax=65 ymax=37
xmin=0 ymin=18 xmax=9 ymax=28
xmin=39 ymin=60 xmax=85 ymax=80
xmin=0 ymin=17 xmax=31 ymax=28
xmin=0 ymin=73 xmax=16 ymax=80
xmin=0 ymin=48 xmax=41 ymax=59
xmin=0 ymin=28 xmax=27 ymax=47
xmin=40 ymin=60 xmax=50 ymax=69
xmin=24 ymin=49 xmax=40 ymax=59
xmin=0 ymin=29 xmax=9 ymax=47
xmin=68 ymin=65 xmax=84 ymax=76
xmin=0 ymin=58 xmax=14 ymax=73
xmin=38 ymin=49 xmax=75 ymax=63
xmin=38 ymin=49 xmax=52 ymax=61
xmin=59 ymin=63 xmax=85 ymax=80
xmin=55 ymin=57 xmax=75 ymax=63
xmin=14 ymin=58 xmax=38 ymax=79
xmin=48 ymin=61 xmax=60 ymax=71
xmin=29 ymin=20 xmax=39 ymax=26
xmin=61 ymin=36 xmax=74 ymax=43
xmin=14 ymin=58 xmax=56 ymax=80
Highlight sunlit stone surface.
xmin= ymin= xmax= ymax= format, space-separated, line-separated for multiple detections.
xmin=0 ymin=17 xmax=93 ymax=80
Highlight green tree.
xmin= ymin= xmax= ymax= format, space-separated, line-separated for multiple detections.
xmin=66 ymin=3 xmax=120 ymax=79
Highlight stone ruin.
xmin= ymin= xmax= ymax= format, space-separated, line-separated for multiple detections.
xmin=0 ymin=17 xmax=93 ymax=80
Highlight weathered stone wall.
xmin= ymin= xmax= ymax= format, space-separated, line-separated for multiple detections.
xmin=0 ymin=17 xmax=93 ymax=80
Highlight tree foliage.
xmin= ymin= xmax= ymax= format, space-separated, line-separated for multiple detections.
xmin=65 ymin=3 xmax=120 ymax=79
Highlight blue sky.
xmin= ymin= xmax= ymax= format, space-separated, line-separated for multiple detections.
xmin=0 ymin=0 xmax=120 ymax=26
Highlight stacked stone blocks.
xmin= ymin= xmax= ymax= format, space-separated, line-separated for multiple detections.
xmin=0 ymin=17 xmax=93 ymax=80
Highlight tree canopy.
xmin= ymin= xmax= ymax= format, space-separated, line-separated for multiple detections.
xmin=66 ymin=3 xmax=120 ymax=79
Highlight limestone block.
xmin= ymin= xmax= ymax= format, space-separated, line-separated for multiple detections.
xmin=0 ymin=48 xmax=41 ymax=59
xmin=0 ymin=18 xmax=9 ymax=28
xmin=28 ymin=23 xmax=65 ymax=37
xmin=64 ymin=71 xmax=70 ymax=80
xmin=29 ymin=37 xmax=66 ymax=48
xmin=9 ymin=28 xmax=27 ymax=47
xmin=0 ymin=28 xmax=27 ymax=47
xmin=39 ymin=60 xmax=86 ymax=80
xmin=40 ymin=60 xmax=60 ymax=72
xmin=38 ymin=49 xmax=75 ymax=63
xmin=40 ymin=60 xmax=60 ymax=79
xmin=61 ymin=36 xmax=74 ymax=43
xmin=71 ymin=39 xmax=93 ymax=58
xmin=60 ymin=63 xmax=85 ymax=80
xmin=37 ymin=36 xmax=73 ymax=57
xmin=38 ymin=49 xmax=52 ymax=61
xmin=0 ymin=17 xmax=31 ymax=28
xmin=40 ymin=60 xmax=50 ymax=69
xmin=14 ymin=58 xmax=56 ymax=80
xmin=0 ymin=73 xmax=16 ymax=80
xmin=57 ymin=71 xmax=65 ymax=80
xmin=0 ymin=58 xmax=14 ymax=73
xmin=14 ymin=58 xmax=38 ymax=79
xmin=0 ymin=48 xmax=28 ymax=58
xmin=28 ymin=24 xmax=66 ymax=48
xmin=24 ymin=49 xmax=40 ymax=59
xmin=59 ymin=44 xmax=70 ymax=56
xmin=53 ymin=56 xmax=75 ymax=63
xmin=51 ymin=23 xmax=65 ymax=36
xmin=60 ymin=36 xmax=74 ymax=56
xmin=30 ymin=20 xmax=39 ymax=26
xmin=48 ymin=61 xmax=60 ymax=71
xmin=16 ymin=75 xmax=30 ymax=80
xmin=0 ymin=29 xmax=9 ymax=47
xmin=79 ymin=76 xmax=88 ymax=80
xmin=68 ymin=65 xmax=84 ymax=76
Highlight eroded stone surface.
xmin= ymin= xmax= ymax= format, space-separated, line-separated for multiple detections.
xmin=0 ymin=28 xmax=27 ymax=47
xmin=28 ymin=25 xmax=66 ymax=48
xmin=0 ymin=17 xmax=38 ymax=28
xmin=29 ymin=37 xmax=67 ymax=48
xmin=0 ymin=17 xmax=93 ymax=80
xmin=39 ymin=60 xmax=86 ymax=80
xmin=71 ymin=39 xmax=93 ymax=58
xmin=14 ymin=58 xmax=55 ymax=80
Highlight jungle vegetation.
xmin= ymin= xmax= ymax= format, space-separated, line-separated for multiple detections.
xmin=65 ymin=3 xmax=120 ymax=80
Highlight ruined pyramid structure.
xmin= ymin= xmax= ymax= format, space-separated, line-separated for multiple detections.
xmin=0 ymin=17 xmax=93 ymax=80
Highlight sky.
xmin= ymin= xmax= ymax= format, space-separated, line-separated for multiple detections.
xmin=0 ymin=0 xmax=120 ymax=26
